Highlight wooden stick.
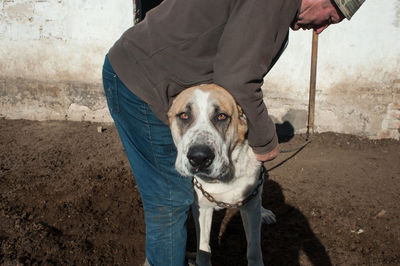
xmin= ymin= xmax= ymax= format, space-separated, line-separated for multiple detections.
xmin=307 ymin=31 xmax=319 ymax=138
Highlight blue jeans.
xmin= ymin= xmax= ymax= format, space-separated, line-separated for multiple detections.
xmin=102 ymin=55 xmax=194 ymax=266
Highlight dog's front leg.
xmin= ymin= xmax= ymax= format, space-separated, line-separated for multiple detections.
xmin=239 ymin=194 xmax=263 ymax=266
xmin=192 ymin=202 xmax=214 ymax=266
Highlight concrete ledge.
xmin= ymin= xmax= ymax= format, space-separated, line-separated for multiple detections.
xmin=0 ymin=77 xmax=112 ymax=122
xmin=1 ymin=76 xmax=399 ymax=140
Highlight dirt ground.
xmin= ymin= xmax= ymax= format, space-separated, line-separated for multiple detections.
xmin=0 ymin=119 xmax=399 ymax=265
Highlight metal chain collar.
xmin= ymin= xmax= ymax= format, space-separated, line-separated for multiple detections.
xmin=193 ymin=167 xmax=265 ymax=209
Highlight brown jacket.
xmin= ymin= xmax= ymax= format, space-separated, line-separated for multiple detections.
xmin=108 ymin=0 xmax=301 ymax=154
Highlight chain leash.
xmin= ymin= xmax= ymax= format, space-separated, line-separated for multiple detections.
xmin=193 ymin=167 xmax=265 ymax=209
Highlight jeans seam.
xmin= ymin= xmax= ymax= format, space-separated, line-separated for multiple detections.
xmin=113 ymin=74 xmax=120 ymax=113
xmin=142 ymin=104 xmax=157 ymax=169
xmin=142 ymin=104 xmax=174 ymax=265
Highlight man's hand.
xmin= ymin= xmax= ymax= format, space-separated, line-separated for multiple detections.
xmin=290 ymin=0 xmax=345 ymax=34
xmin=254 ymin=145 xmax=280 ymax=162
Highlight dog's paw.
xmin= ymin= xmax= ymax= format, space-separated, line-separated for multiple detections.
xmin=261 ymin=207 xmax=276 ymax=224
xmin=196 ymin=250 xmax=212 ymax=266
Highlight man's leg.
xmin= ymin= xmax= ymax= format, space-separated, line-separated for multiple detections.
xmin=102 ymin=55 xmax=194 ymax=266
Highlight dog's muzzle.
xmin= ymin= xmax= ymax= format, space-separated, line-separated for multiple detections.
xmin=174 ymin=127 xmax=231 ymax=182
xmin=187 ymin=144 xmax=215 ymax=174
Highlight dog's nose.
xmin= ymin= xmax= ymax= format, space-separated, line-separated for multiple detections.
xmin=187 ymin=145 xmax=215 ymax=170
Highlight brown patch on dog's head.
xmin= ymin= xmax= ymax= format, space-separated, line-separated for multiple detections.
xmin=168 ymin=86 xmax=198 ymax=142
xmin=201 ymin=84 xmax=247 ymax=145
xmin=235 ymin=104 xmax=247 ymax=144
xmin=168 ymin=88 xmax=195 ymax=124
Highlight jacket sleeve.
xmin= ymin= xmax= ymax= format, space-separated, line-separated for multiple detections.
xmin=213 ymin=0 xmax=299 ymax=154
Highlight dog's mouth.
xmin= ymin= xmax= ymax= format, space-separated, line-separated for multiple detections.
xmin=190 ymin=165 xmax=215 ymax=181
xmin=193 ymin=164 xmax=233 ymax=183
xmin=194 ymin=172 xmax=219 ymax=183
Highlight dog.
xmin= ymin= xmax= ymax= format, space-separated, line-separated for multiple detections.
xmin=168 ymin=84 xmax=276 ymax=266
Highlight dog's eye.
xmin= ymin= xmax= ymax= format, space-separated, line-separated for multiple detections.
xmin=178 ymin=112 xmax=189 ymax=120
xmin=217 ymin=113 xmax=229 ymax=121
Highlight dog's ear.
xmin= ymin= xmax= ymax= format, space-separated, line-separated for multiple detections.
xmin=167 ymin=107 xmax=175 ymax=126
xmin=237 ymin=104 xmax=248 ymax=142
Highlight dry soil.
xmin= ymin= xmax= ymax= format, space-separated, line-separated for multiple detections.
xmin=0 ymin=119 xmax=399 ymax=265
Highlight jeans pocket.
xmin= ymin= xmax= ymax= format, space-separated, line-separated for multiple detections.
xmin=102 ymin=68 xmax=120 ymax=114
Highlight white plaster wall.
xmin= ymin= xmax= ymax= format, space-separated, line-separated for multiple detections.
xmin=0 ymin=0 xmax=133 ymax=121
xmin=265 ymin=0 xmax=400 ymax=139
xmin=0 ymin=0 xmax=399 ymax=140
xmin=0 ymin=0 xmax=132 ymax=82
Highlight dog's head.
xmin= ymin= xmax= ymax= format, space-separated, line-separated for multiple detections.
xmin=168 ymin=84 xmax=247 ymax=182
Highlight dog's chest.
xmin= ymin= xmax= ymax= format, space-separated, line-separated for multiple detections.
xmin=195 ymin=143 xmax=261 ymax=209
xmin=194 ymin=152 xmax=261 ymax=209
xmin=194 ymin=178 xmax=250 ymax=209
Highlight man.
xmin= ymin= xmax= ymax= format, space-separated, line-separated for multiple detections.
xmin=102 ymin=0 xmax=365 ymax=265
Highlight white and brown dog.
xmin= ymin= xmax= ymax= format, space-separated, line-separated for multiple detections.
xmin=168 ymin=84 xmax=275 ymax=266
